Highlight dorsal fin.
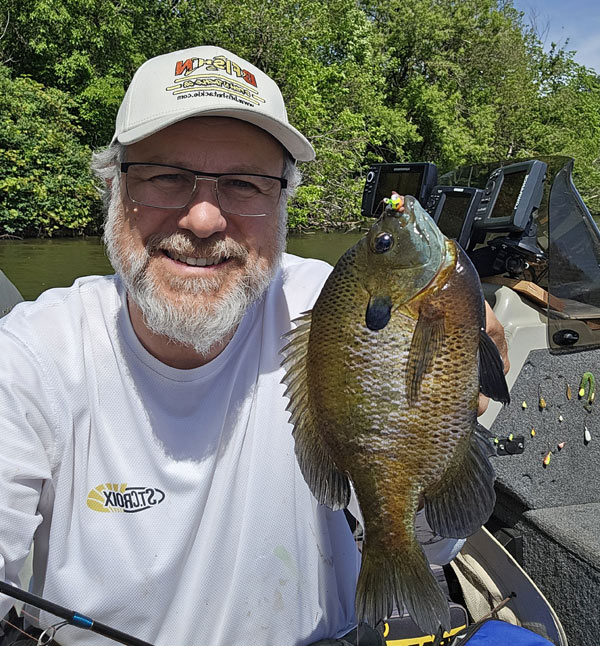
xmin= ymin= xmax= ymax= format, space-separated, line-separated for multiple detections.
xmin=280 ymin=312 xmax=352 ymax=510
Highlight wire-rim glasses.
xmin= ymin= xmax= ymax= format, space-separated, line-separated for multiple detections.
xmin=120 ymin=162 xmax=287 ymax=216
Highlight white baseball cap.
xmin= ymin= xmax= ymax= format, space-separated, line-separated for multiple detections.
xmin=113 ymin=45 xmax=315 ymax=162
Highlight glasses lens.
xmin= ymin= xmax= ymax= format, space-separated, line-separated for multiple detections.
xmin=124 ymin=166 xmax=283 ymax=215
xmin=217 ymin=174 xmax=281 ymax=216
xmin=126 ymin=165 xmax=196 ymax=208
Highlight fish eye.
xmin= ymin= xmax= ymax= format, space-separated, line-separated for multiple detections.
xmin=373 ymin=232 xmax=394 ymax=254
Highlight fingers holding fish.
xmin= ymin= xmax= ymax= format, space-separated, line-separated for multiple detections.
xmin=485 ymin=300 xmax=510 ymax=374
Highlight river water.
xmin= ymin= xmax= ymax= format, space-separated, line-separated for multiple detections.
xmin=0 ymin=231 xmax=364 ymax=301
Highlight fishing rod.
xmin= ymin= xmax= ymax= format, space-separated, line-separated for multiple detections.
xmin=0 ymin=580 xmax=154 ymax=646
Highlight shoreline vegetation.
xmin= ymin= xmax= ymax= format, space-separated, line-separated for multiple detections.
xmin=1 ymin=0 xmax=599 ymax=239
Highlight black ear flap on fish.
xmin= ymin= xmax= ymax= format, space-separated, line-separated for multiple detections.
xmin=406 ymin=306 xmax=445 ymax=406
xmin=365 ymin=295 xmax=392 ymax=331
xmin=479 ymin=329 xmax=511 ymax=404
xmin=281 ymin=312 xmax=352 ymax=510
xmin=423 ymin=424 xmax=496 ymax=539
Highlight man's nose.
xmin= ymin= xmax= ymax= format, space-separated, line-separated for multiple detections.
xmin=176 ymin=178 xmax=227 ymax=238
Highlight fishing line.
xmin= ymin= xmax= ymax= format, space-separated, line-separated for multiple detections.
xmin=355 ymin=508 xmax=363 ymax=646
xmin=0 ymin=613 xmax=40 ymax=643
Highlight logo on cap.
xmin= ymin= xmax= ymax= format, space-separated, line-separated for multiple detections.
xmin=166 ymin=54 xmax=265 ymax=107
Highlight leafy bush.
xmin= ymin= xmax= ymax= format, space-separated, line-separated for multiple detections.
xmin=0 ymin=0 xmax=598 ymax=233
xmin=0 ymin=64 xmax=101 ymax=237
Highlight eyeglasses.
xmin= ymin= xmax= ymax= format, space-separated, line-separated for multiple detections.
xmin=120 ymin=162 xmax=288 ymax=216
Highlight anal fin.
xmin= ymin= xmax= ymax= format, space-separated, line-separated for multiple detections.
xmin=424 ymin=427 xmax=496 ymax=538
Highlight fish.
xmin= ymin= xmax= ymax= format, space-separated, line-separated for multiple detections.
xmin=281 ymin=193 xmax=510 ymax=636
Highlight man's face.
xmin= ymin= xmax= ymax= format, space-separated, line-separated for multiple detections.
xmin=104 ymin=117 xmax=287 ymax=359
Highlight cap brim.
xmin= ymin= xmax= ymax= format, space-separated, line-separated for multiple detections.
xmin=115 ymin=107 xmax=315 ymax=162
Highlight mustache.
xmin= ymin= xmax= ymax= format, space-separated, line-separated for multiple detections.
xmin=145 ymin=232 xmax=249 ymax=262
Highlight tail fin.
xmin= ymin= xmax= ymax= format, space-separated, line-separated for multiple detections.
xmin=355 ymin=541 xmax=451 ymax=636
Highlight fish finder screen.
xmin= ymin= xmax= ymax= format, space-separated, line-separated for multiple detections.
xmin=436 ymin=193 xmax=473 ymax=240
xmin=375 ymin=170 xmax=423 ymax=207
xmin=491 ymin=170 xmax=526 ymax=218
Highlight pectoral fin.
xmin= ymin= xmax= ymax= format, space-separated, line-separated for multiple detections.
xmin=423 ymin=424 xmax=496 ymax=538
xmin=366 ymin=296 xmax=392 ymax=331
xmin=479 ymin=329 xmax=510 ymax=404
xmin=406 ymin=307 xmax=445 ymax=406
xmin=280 ymin=312 xmax=351 ymax=510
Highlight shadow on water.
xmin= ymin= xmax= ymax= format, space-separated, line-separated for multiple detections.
xmin=0 ymin=231 xmax=365 ymax=301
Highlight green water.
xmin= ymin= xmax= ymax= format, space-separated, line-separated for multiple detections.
xmin=0 ymin=231 xmax=364 ymax=301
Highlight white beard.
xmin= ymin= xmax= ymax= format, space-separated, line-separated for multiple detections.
xmin=104 ymin=201 xmax=286 ymax=357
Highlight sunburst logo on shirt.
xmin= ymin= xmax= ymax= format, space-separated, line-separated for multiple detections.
xmin=87 ymin=483 xmax=165 ymax=513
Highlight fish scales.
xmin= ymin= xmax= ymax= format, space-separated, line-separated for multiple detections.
xmin=281 ymin=195 xmax=508 ymax=636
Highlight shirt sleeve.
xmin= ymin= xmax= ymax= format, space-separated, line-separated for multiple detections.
xmin=0 ymin=326 xmax=57 ymax=617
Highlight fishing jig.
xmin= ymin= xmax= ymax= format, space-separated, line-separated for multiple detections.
xmin=383 ymin=192 xmax=404 ymax=212
xmin=538 ymin=385 xmax=547 ymax=411
xmin=579 ymin=372 xmax=595 ymax=411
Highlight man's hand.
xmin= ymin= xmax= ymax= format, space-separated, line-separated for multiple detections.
xmin=478 ymin=301 xmax=510 ymax=415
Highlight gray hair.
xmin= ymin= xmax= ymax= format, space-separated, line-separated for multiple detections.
xmin=90 ymin=141 xmax=302 ymax=220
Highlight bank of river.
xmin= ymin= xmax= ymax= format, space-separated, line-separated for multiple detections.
xmin=0 ymin=231 xmax=364 ymax=301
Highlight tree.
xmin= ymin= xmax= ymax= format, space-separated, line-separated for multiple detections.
xmin=525 ymin=45 xmax=600 ymax=214
xmin=358 ymin=0 xmax=545 ymax=169
xmin=0 ymin=0 xmax=598 ymax=234
xmin=0 ymin=64 xmax=100 ymax=236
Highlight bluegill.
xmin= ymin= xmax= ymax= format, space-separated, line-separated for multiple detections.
xmin=281 ymin=195 xmax=509 ymax=635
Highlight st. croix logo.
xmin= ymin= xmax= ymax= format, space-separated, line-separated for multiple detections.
xmin=87 ymin=483 xmax=165 ymax=513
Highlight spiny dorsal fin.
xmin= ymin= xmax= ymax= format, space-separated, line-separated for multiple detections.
xmin=280 ymin=312 xmax=352 ymax=510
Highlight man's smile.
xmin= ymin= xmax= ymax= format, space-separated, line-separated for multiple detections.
xmin=162 ymin=250 xmax=229 ymax=267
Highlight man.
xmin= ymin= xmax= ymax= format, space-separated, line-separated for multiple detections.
xmin=0 ymin=46 xmax=507 ymax=646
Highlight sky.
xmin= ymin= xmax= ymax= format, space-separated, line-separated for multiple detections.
xmin=511 ymin=0 xmax=600 ymax=73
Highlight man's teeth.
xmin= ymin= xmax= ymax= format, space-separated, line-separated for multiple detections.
xmin=168 ymin=252 xmax=223 ymax=267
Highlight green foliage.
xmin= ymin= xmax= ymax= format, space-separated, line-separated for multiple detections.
xmin=0 ymin=0 xmax=598 ymax=234
xmin=0 ymin=65 xmax=101 ymax=236
xmin=526 ymin=61 xmax=600 ymax=213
